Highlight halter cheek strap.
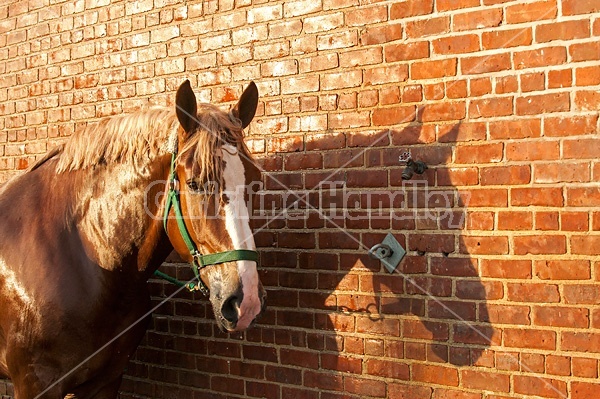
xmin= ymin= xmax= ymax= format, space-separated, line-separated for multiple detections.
xmin=155 ymin=150 xmax=259 ymax=295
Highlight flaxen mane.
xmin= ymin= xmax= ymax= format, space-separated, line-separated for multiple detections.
xmin=47 ymin=104 xmax=252 ymax=183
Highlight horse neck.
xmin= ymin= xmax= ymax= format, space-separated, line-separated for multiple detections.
xmin=71 ymin=155 xmax=172 ymax=275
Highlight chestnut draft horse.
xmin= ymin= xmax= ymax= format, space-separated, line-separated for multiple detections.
xmin=0 ymin=81 xmax=266 ymax=398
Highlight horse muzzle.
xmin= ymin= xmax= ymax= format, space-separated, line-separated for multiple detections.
xmin=212 ymin=281 xmax=266 ymax=332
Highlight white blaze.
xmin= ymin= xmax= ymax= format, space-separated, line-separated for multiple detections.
xmin=221 ymin=145 xmax=261 ymax=330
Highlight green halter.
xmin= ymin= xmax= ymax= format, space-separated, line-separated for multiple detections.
xmin=156 ymin=150 xmax=259 ymax=295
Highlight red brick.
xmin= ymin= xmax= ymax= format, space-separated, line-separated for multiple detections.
xmin=432 ymin=389 xmax=481 ymax=399
xmin=321 ymin=70 xmax=362 ymax=90
xmin=304 ymin=12 xmax=344 ymax=33
xmin=497 ymin=211 xmax=533 ymax=230
xmin=469 ymin=97 xmax=513 ymax=118
xmin=457 ymin=280 xmax=503 ymax=300
xmin=489 ymin=118 xmax=541 ymax=139
xmin=469 ymin=77 xmax=492 ymax=96
xmin=390 ymin=0 xmax=434 ymax=19
xmin=514 ymin=235 xmax=566 ymax=255
xmin=481 ymin=259 xmax=532 ymax=279
xmin=576 ymin=89 xmax=600 ymax=111
xmin=437 ymin=167 xmax=479 ymax=186
xmin=328 ymin=111 xmax=370 ymax=129
xmin=420 ymin=102 xmax=466 ymax=122
xmin=364 ymin=64 xmax=408 ymax=86
xmin=372 ymin=106 xmax=416 ymax=126
xmin=402 ymin=85 xmax=424 ymax=102
xmin=570 ymin=41 xmax=600 ymax=61
xmin=412 ymin=364 xmax=458 ymax=386
xmin=484 ymin=304 xmax=531 ymax=325
xmin=535 ymin=260 xmax=591 ymax=280
xmin=428 ymin=299 xmax=476 ymax=320
xmin=506 ymin=0 xmax=558 ymax=23
xmin=389 ymin=383 xmax=433 ymax=399
xmin=576 ymin=65 xmax=600 ymax=86
xmin=459 ymin=188 xmax=508 ymax=208
xmin=437 ymin=0 xmax=479 ymax=11
xmin=482 ymin=28 xmax=533 ymax=49
xmin=481 ymin=165 xmax=531 ymax=185
xmin=561 ymin=212 xmax=589 ymax=231
xmin=562 ymin=332 xmax=600 ymax=353
xmin=340 ymin=47 xmax=382 ymax=68
xmin=305 ymin=132 xmax=345 ymax=151
xmin=453 ymin=8 xmax=503 ymax=31
xmin=439 ymin=122 xmax=486 ymax=143
xmin=507 ymin=283 xmax=560 ymax=303
xmin=365 ymin=359 xmax=409 ymax=380
xmin=506 ymin=140 xmax=560 ymax=161
xmin=408 ymin=234 xmax=455 ymax=254
xmin=567 ymin=187 xmax=600 ymax=207
xmin=391 ymin=124 xmax=436 ymax=145
xmin=564 ymin=137 xmax=600 ymax=159
xmin=514 ymin=46 xmax=567 ymax=69
xmin=462 ymin=53 xmax=511 ymax=74
xmin=563 ymin=0 xmax=600 ymax=15
xmin=344 ymin=377 xmax=387 ymax=397
xmin=346 ymin=4 xmax=387 ymax=26
xmin=514 ymin=375 xmax=566 ymax=398
xmin=385 ymin=41 xmax=430 ymax=62
xmin=496 ymin=75 xmax=519 ymax=93
xmin=424 ymin=83 xmax=445 ymax=100
xmin=535 ymin=212 xmax=559 ymax=230
xmin=545 ymin=114 xmax=598 ymax=136
xmin=548 ymin=68 xmax=573 ymax=88
xmin=433 ymin=34 xmax=480 ymax=55
xmin=534 ymin=306 xmax=589 ymax=328
xmin=534 ymin=159 xmax=588 ymax=183
xmin=356 ymin=316 xmax=399 ymax=335
xmin=411 ymin=58 xmax=457 ymax=79
xmin=360 ymin=23 xmax=403 ymax=45
xmin=304 ymin=370 xmax=343 ymax=391
xmin=545 ymin=355 xmax=571 ymax=376
xmin=571 ymin=235 xmax=600 ymax=255
xmin=572 ymin=358 xmax=598 ymax=378
xmin=504 ymin=328 xmax=556 ymax=350
xmin=520 ymin=72 xmax=545 ymax=92
xmin=516 ymin=92 xmax=570 ymax=115
xmin=536 ymin=20 xmax=590 ymax=43
xmin=406 ymin=16 xmax=450 ymax=38
xmin=459 ymin=236 xmax=508 ymax=255
xmin=519 ymin=352 xmax=547 ymax=372
xmin=461 ymin=370 xmax=509 ymax=392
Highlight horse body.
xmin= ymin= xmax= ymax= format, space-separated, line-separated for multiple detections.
xmin=0 ymin=81 xmax=265 ymax=398
xmin=0 ymin=150 xmax=170 ymax=397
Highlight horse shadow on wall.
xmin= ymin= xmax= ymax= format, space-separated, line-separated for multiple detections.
xmin=246 ymin=120 xmax=496 ymax=395
xmin=119 ymin=121 xmax=496 ymax=398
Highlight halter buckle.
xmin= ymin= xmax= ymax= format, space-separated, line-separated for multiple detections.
xmin=169 ymin=177 xmax=180 ymax=192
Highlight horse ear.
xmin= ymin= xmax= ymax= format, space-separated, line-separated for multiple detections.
xmin=175 ymin=80 xmax=198 ymax=134
xmin=231 ymin=82 xmax=259 ymax=129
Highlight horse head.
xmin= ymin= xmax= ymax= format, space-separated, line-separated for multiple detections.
xmin=164 ymin=80 xmax=266 ymax=332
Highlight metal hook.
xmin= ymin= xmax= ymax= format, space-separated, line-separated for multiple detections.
xmin=367 ymin=233 xmax=406 ymax=274
xmin=368 ymin=243 xmax=393 ymax=260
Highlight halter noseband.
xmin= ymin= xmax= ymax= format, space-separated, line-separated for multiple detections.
xmin=156 ymin=146 xmax=259 ymax=295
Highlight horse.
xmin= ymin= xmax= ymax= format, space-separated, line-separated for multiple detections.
xmin=0 ymin=80 xmax=266 ymax=398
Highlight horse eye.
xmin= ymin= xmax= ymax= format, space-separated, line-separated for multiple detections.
xmin=186 ymin=179 xmax=201 ymax=192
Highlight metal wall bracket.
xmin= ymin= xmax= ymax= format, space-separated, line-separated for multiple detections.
xmin=368 ymin=233 xmax=406 ymax=274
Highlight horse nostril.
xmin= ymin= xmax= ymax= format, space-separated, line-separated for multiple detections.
xmin=221 ymin=295 xmax=241 ymax=324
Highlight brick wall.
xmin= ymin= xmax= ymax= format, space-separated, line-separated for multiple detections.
xmin=1 ymin=0 xmax=600 ymax=398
